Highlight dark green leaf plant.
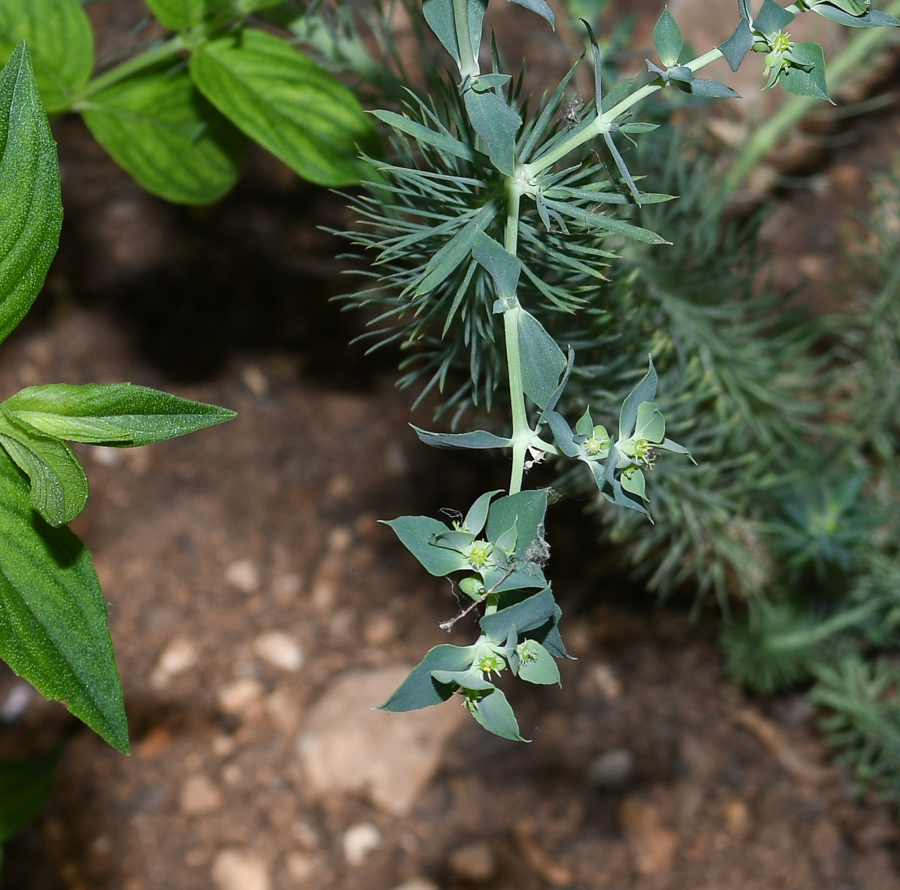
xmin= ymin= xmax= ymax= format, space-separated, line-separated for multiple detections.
xmin=341 ymin=0 xmax=899 ymax=740
xmin=0 ymin=42 xmax=234 ymax=764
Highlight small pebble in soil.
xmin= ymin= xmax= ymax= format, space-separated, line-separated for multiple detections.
xmin=211 ymin=849 xmax=270 ymax=890
xmin=217 ymin=678 xmax=265 ymax=714
xmin=0 ymin=682 xmax=31 ymax=722
xmin=587 ymin=747 xmax=635 ymax=790
xmin=342 ymin=822 xmax=382 ymax=866
xmin=390 ymin=880 xmax=440 ymax=890
xmin=253 ymin=630 xmax=304 ymax=671
xmin=447 ymin=840 xmax=496 ymax=882
xmin=150 ymin=638 xmax=198 ymax=689
xmin=180 ymin=774 xmax=224 ymax=814
xmin=224 ymin=558 xmax=260 ymax=593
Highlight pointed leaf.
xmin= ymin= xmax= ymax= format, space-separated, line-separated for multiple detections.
xmin=719 ymin=19 xmax=753 ymax=71
xmin=515 ymin=640 xmax=560 ymax=685
xmin=464 ymin=489 xmax=502 ymax=535
xmin=0 ymin=0 xmax=93 ymax=115
xmin=689 ymin=78 xmax=741 ymax=99
xmin=812 ymin=4 xmax=900 ymax=26
xmin=486 ymin=490 xmax=548 ymax=566
xmin=779 ymin=42 xmax=831 ymax=101
xmin=507 ymin=0 xmax=555 ymax=27
xmin=381 ymin=515 xmax=469 ymax=576
xmin=754 ymin=0 xmax=796 ymax=35
xmin=0 ymin=43 xmax=62 ymax=347
xmin=0 ymin=749 xmax=58 ymax=842
xmin=144 ymin=0 xmax=233 ymax=31
xmin=473 ymin=230 xmax=520 ymax=300
xmin=469 ymin=686 xmax=526 ymax=741
xmin=3 ymin=383 xmax=236 ymax=446
xmin=422 ymin=0 xmax=486 ymax=75
xmin=464 ymin=87 xmax=521 ymax=176
xmin=81 ymin=63 xmax=246 ymax=205
xmin=190 ymin=28 xmax=378 ymax=187
xmin=480 ymin=586 xmax=556 ymax=643
xmin=635 ymin=400 xmax=665 ymax=442
xmin=378 ymin=644 xmax=474 ymax=711
xmin=372 ymin=110 xmax=477 ymax=163
xmin=0 ymin=450 xmax=128 ymax=752
xmin=412 ymin=426 xmax=512 ymax=450
xmin=620 ymin=467 xmax=647 ymax=500
xmin=517 ymin=309 xmax=567 ymax=410
xmin=544 ymin=410 xmax=579 ymax=457
xmin=653 ymin=8 xmax=683 ymax=67
xmin=618 ymin=359 xmax=658 ymax=439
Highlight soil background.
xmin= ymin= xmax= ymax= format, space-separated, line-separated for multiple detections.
xmin=1 ymin=2 xmax=900 ymax=889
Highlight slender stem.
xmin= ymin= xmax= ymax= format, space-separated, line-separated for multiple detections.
xmin=504 ymin=305 xmax=530 ymax=495
xmin=72 ymin=35 xmax=186 ymax=104
xmin=522 ymin=47 xmax=724 ymax=177
xmin=453 ymin=0 xmax=479 ymax=78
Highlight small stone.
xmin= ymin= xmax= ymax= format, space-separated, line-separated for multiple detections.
xmin=363 ymin=615 xmax=397 ymax=646
xmin=342 ymin=823 xmax=382 ymax=866
xmin=224 ymin=559 xmax=260 ymax=594
xmin=0 ymin=682 xmax=31 ymax=723
xmin=587 ymin=747 xmax=635 ymax=789
xmin=588 ymin=663 xmax=622 ymax=701
xmin=150 ymin=639 xmax=198 ymax=688
xmin=217 ymin=678 xmax=264 ymax=715
xmin=180 ymin=774 xmax=224 ymax=814
xmin=286 ymin=852 xmax=326 ymax=881
xmin=241 ymin=365 xmax=269 ymax=397
xmin=447 ymin=841 xmax=496 ymax=882
xmin=620 ymin=797 xmax=678 ymax=877
xmin=253 ymin=631 xmax=303 ymax=672
xmin=264 ymin=690 xmax=301 ymax=731
xmin=211 ymin=850 xmax=270 ymax=890
xmin=390 ymin=880 xmax=440 ymax=890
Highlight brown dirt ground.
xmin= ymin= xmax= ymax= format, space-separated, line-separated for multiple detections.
xmin=2 ymin=2 xmax=900 ymax=889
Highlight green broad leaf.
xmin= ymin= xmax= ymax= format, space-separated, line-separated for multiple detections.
xmin=468 ymin=686 xmax=526 ymax=741
xmin=753 ymin=0 xmax=796 ymax=35
xmin=621 ymin=467 xmax=647 ymax=500
xmin=0 ymin=417 xmax=88 ymax=527
xmin=463 ymin=88 xmax=521 ymax=176
xmin=412 ymin=426 xmax=512 ymax=450
xmin=0 ymin=43 xmax=63 ymax=347
xmin=689 ymin=78 xmax=741 ymax=99
xmin=0 ymin=0 xmax=93 ymax=115
xmin=826 ymin=0 xmax=868 ymax=14
xmin=618 ymin=359 xmax=658 ymax=440
xmin=381 ymin=515 xmax=469 ymax=576
xmin=719 ymin=19 xmax=754 ymax=71
xmin=544 ymin=410 xmax=579 ymax=457
xmin=480 ymin=586 xmax=556 ymax=643
xmin=634 ymin=400 xmax=665 ymax=442
xmin=515 ymin=639 xmax=560 ymax=685
xmin=464 ymin=490 xmax=502 ymax=536
xmin=665 ymin=65 xmax=693 ymax=84
xmin=415 ymin=202 xmax=497 ymax=296
xmin=601 ymin=444 xmax=650 ymax=517
xmin=431 ymin=667 xmax=494 ymax=690
xmin=812 ymin=4 xmax=900 ymax=26
xmin=189 ymin=28 xmax=378 ymax=187
xmin=536 ymin=603 xmax=568 ymax=659
xmin=0 ymin=450 xmax=128 ymax=752
xmin=486 ymin=490 xmax=548 ymax=566
xmin=3 ymin=383 xmax=236 ymax=446
xmin=473 ymin=230 xmax=520 ymax=301
xmin=144 ymin=0 xmax=234 ymax=31
xmin=653 ymin=8 xmax=683 ymax=67
xmin=378 ymin=643 xmax=474 ymax=711
xmin=422 ymin=0 xmax=486 ymax=76
xmin=575 ymin=408 xmax=593 ymax=437
xmin=0 ymin=749 xmax=58 ymax=843
xmin=507 ymin=0 xmax=555 ymax=27
xmin=372 ymin=111 xmax=477 ymax=163
xmin=517 ymin=310 xmax=567 ymax=410
xmin=779 ymin=42 xmax=830 ymax=101
xmin=81 ymin=63 xmax=246 ymax=205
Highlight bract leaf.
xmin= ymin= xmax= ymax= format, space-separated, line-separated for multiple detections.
xmin=635 ymin=400 xmax=665 ymax=442
xmin=464 ymin=489 xmax=503 ymax=536
xmin=3 ymin=383 xmax=236 ymax=446
xmin=515 ymin=639 xmax=561 ymax=685
xmin=0 ymin=450 xmax=128 ymax=752
xmin=618 ymin=359 xmax=659 ymax=439
xmin=753 ymin=0 xmax=796 ymax=34
xmin=473 ymin=230 xmax=521 ymax=301
xmin=381 ymin=515 xmax=469 ymax=576
xmin=0 ymin=0 xmax=93 ymax=115
xmin=189 ymin=28 xmax=378 ymax=187
xmin=778 ymin=42 xmax=831 ymax=101
xmin=486 ymin=490 xmax=548 ymax=566
xmin=507 ymin=0 xmax=555 ymax=28
xmin=0 ymin=416 xmax=88 ymax=527
xmin=468 ymin=686 xmax=526 ymax=741
xmin=719 ymin=19 xmax=753 ymax=71
xmin=411 ymin=426 xmax=512 ymax=450
xmin=621 ymin=467 xmax=647 ymax=500
xmin=544 ymin=410 xmax=579 ymax=456
xmin=0 ymin=749 xmax=58 ymax=843
xmin=653 ymin=7 xmax=683 ymax=67
xmin=812 ymin=4 xmax=900 ymax=26
xmin=0 ymin=43 xmax=62 ymax=347
xmin=689 ymin=78 xmax=741 ymax=99
xmin=517 ymin=309 xmax=567 ymax=410
xmin=81 ymin=63 xmax=246 ymax=205
xmin=463 ymin=87 xmax=521 ymax=176
xmin=480 ymin=587 xmax=556 ymax=643
xmin=378 ymin=644 xmax=474 ymax=711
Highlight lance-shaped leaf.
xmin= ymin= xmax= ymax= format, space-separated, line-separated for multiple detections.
xmin=464 ymin=87 xmax=521 ymax=176
xmin=378 ymin=643 xmax=474 ymax=711
xmin=473 ymin=230 xmax=520 ymax=302
xmin=3 ymin=383 xmax=236 ymax=446
xmin=754 ymin=0 xmax=796 ymax=34
xmin=653 ymin=8 xmax=683 ymax=67
xmin=189 ymin=28 xmax=378 ymax=187
xmin=464 ymin=489 xmax=503 ymax=535
xmin=507 ymin=0 xmax=555 ymax=28
xmin=372 ymin=110 xmax=477 ymax=163
xmin=480 ymin=586 xmax=557 ymax=643
xmin=0 ymin=43 xmax=63 ymax=347
xmin=618 ymin=359 xmax=659 ymax=439
xmin=486 ymin=490 xmax=548 ymax=566
xmin=0 ymin=749 xmax=58 ymax=843
xmin=81 ymin=63 xmax=246 ymax=205
xmin=468 ymin=686 xmax=526 ymax=740
xmin=381 ymin=515 xmax=469 ymax=576
xmin=514 ymin=639 xmax=561 ymax=685
xmin=0 ymin=416 xmax=88 ymax=527
xmin=422 ymin=0 xmax=486 ymax=77
xmin=778 ymin=43 xmax=831 ymax=101
xmin=689 ymin=79 xmax=741 ymax=99
xmin=812 ymin=3 xmax=900 ymax=26
xmin=719 ymin=18 xmax=754 ymax=71
xmin=412 ymin=426 xmax=512 ymax=450
xmin=517 ymin=310 xmax=567 ymax=410
xmin=0 ymin=0 xmax=93 ymax=115
xmin=0 ymin=450 xmax=128 ymax=752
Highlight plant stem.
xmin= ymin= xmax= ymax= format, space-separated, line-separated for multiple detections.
xmin=504 ymin=305 xmax=530 ymax=496
xmin=522 ymin=48 xmax=724 ymax=176
xmin=453 ymin=0 xmax=479 ymax=78
xmin=724 ymin=0 xmax=900 ymax=196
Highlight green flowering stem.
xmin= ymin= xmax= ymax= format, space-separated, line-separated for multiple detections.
xmin=453 ymin=0 xmax=480 ymax=79
xmin=522 ymin=47 xmax=724 ymax=177
xmin=503 ymin=304 xmax=532 ymax=496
